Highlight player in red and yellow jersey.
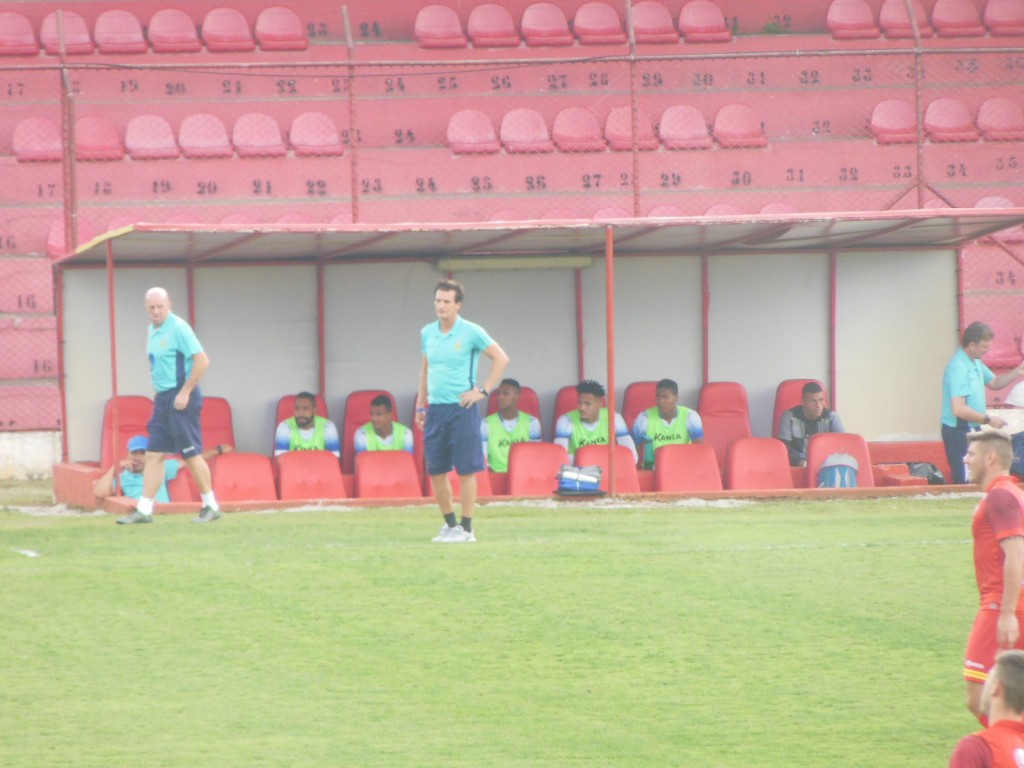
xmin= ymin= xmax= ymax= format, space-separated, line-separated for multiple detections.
xmin=950 ymin=650 xmax=1024 ymax=767
xmin=963 ymin=431 xmax=1024 ymax=724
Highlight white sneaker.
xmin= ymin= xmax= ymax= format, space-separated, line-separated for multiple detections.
xmin=432 ymin=524 xmax=476 ymax=543
xmin=432 ymin=524 xmax=457 ymax=542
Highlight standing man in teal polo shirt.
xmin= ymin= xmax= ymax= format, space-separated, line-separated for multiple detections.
xmin=416 ymin=279 xmax=509 ymax=543
xmin=118 ymin=287 xmax=222 ymax=524
xmin=942 ymin=321 xmax=1024 ymax=484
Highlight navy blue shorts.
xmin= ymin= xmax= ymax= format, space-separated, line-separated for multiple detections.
xmin=942 ymin=423 xmax=971 ymax=484
xmin=424 ymin=402 xmax=484 ymax=476
xmin=148 ymin=387 xmax=203 ymax=459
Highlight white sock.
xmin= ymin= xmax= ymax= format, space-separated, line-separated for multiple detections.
xmin=137 ymin=497 xmax=154 ymax=516
xmin=200 ymin=491 xmax=219 ymax=511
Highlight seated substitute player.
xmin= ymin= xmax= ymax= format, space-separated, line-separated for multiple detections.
xmin=353 ymin=394 xmax=413 ymax=456
xmin=949 ymin=650 xmax=1024 ymax=767
xmin=95 ymin=435 xmax=233 ymax=502
xmin=480 ymin=378 xmax=541 ymax=473
xmin=554 ymin=379 xmax=638 ymax=465
xmin=777 ymin=381 xmax=845 ymax=467
xmin=274 ymin=392 xmax=340 ymax=458
xmin=631 ymin=378 xmax=704 ymax=470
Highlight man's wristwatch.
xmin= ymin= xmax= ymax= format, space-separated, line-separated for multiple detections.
xmin=477 ymin=386 xmax=488 ymax=396
xmin=983 ymin=415 xmax=992 ymax=425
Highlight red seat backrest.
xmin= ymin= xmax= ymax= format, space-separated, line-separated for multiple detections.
xmin=574 ymin=444 xmax=642 ymax=493
xmin=622 ymin=381 xmax=658 ymax=432
xmin=277 ymin=450 xmax=345 ymax=501
xmin=698 ymin=382 xmax=752 ymax=468
xmin=725 ymin=437 xmax=794 ymax=490
xmin=806 ymin=432 xmax=875 ymax=488
xmin=201 ymin=396 xmax=235 ymax=451
xmin=100 ymin=395 xmax=154 ymax=468
xmin=654 ymin=443 xmax=722 ymax=492
xmin=355 ymin=451 xmax=423 ymax=499
xmin=212 ymin=453 xmax=278 ymax=501
xmin=507 ymin=442 xmax=568 ymax=496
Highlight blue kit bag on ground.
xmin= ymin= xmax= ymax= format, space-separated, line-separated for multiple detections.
xmin=556 ymin=465 xmax=605 ymax=495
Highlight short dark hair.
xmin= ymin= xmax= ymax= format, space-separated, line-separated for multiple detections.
xmin=370 ymin=394 xmax=392 ymax=412
xmin=963 ymin=321 xmax=994 ymax=347
xmin=577 ymin=379 xmax=605 ymax=398
xmin=295 ymin=391 xmax=317 ymax=408
xmin=434 ymin=279 xmax=464 ymax=303
xmin=499 ymin=378 xmax=521 ymax=392
xmin=802 ymin=381 xmax=824 ymax=397
xmin=656 ymin=378 xmax=678 ymax=395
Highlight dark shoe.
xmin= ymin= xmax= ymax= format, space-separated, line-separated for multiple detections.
xmin=193 ymin=506 xmax=222 ymax=523
xmin=117 ymin=509 xmax=153 ymax=525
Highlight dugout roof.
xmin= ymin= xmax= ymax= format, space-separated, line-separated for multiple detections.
xmin=54 ymin=208 xmax=1024 ymax=266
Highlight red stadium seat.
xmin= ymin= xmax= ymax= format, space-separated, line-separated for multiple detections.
xmin=605 ymin=106 xmax=659 ymax=150
xmin=978 ymin=97 xmax=1024 ymax=140
xmin=256 ymin=6 xmax=308 ymax=51
xmin=574 ymin=444 xmax=641 ymax=493
xmin=414 ymin=4 xmax=467 ymax=48
xmin=648 ymin=205 xmax=686 ymax=217
xmin=125 ymin=115 xmax=180 ymax=160
xmin=712 ymin=104 xmax=767 ymax=148
xmin=148 ymin=9 xmax=202 ymax=53
xmin=772 ymin=379 xmax=827 ymax=439
xmin=655 ymin=444 xmax=723 ymax=492
xmin=552 ymin=107 xmax=607 ymax=152
xmin=166 ymin=466 xmax=199 ymax=503
xmin=659 ymin=105 xmax=713 ymax=149
xmin=0 ymin=316 xmax=56 ymax=379
xmin=289 ymin=112 xmax=344 ymax=156
xmin=975 ymin=197 xmax=1024 ymax=242
xmin=213 ymin=453 xmax=278 ymax=501
xmin=632 ymin=1 xmax=680 ymax=43
xmin=426 ymin=469 xmax=494 ymax=499
xmin=507 ymin=442 xmax=568 ymax=495
xmin=806 ymin=432 xmax=875 ymax=488
xmin=41 ymin=11 xmax=94 ymax=55
xmin=100 ymin=395 xmax=154 ymax=468
xmin=94 ymin=10 xmax=147 ymax=54
xmin=622 ymin=381 xmax=658 ymax=431
xmin=500 ymin=108 xmax=555 ymax=153
xmin=574 ymin=2 xmax=627 ymax=44
xmin=986 ymin=0 xmax=1024 ymax=35
xmin=355 ymin=451 xmax=423 ymax=499
xmin=0 ymin=259 xmax=54 ymax=314
xmin=179 ymin=113 xmax=233 ymax=158
xmin=760 ymin=202 xmax=800 ymax=214
xmin=47 ymin=217 xmax=99 ymax=258
xmin=447 ymin=110 xmax=501 ymax=154
xmin=232 ymin=113 xmax=287 ymax=157
xmin=725 ymin=437 xmax=793 ymax=490
xmin=704 ymin=203 xmax=744 ymax=216
xmin=698 ymin=382 xmax=752 ymax=468
xmin=0 ymin=385 xmax=62 ymax=431
xmin=521 ymin=3 xmax=575 ymax=46
xmin=0 ymin=12 xmax=39 ymax=56
xmin=75 ymin=116 xmax=124 ymax=161
xmin=277 ymin=451 xmax=345 ymax=501
xmin=826 ymin=0 xmax=881 ymax=39
xmin=341 ymin=389 xmax=397 ymax=474
xmin=467 ymin=4 xmax=520 ymax=47
xmin=486 ymin=385 xmax=541 ymax=419
xmin=879 ymin=0 xmax=933 ymax=38
xmin=979 ymin=320 xmax=1022 ymax=369
xmin=931 ymin=0 xmax=986 ymax=37
xmin=13 ymin=118 xmax=62 ymax=162
xmin=870 ymin=99 xmax=917 ymax=144
xmin=201 ymin=7 xmax=256 ymax=52
xmin=200 ymin=396 xmax=235 ymax=451
xmin=678 ymin=0 xmax=732 ymax=42
xmin=924 ymin=98 xmax=979 ymax=142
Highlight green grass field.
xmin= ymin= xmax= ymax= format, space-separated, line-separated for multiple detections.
xmin=0 ymin=495 xmax=983 ymax=767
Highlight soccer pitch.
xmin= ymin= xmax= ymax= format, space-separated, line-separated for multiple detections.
xmin=1 ymin=496 xmax=981 ymax=767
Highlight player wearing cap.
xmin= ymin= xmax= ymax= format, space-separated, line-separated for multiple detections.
xmin=95 ymin=435 xmax=233 ymax=505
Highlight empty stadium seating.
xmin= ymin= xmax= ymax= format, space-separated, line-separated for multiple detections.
xmin=0 ymin=316 xmax=56 ymax=380
xmin=924 ymin=98 xmax=980 ymax=142
xmin=977 ymin=98 xmax=1024 ymax=140
xmin=573 ymin=2 xmax=627 ymax=45
xmin=632 ymin=1 xmax=680 ymax=43
xmin=621 ymin=381 xmax=658 ymax=431
xmin=870 ymin=100 xmax=918 ymax=144
xmin=653 ymin=443 xmax=723 ymax=492
xmin=0 ymin=12 xmax=39 ymax=56
xmin=341 ymin=389 xmax=397 ymax=474
xmin=74 ymin=116 xmax=124 ymax=161
xmin=277 ymin=450 xmax=345 ymax=500
xmin=827 ymin=0 xmax=881 ymax=39
xmin=232 ymin=113 xmax=287 ymax=157
xmin=13 ymin=118 xmax=62 ymax=162
xmin=805 ymin=432 xmax=875 ymax=488
xmin=980 ymin=320 xmax=1022 ymax=369
xmin=212 ymin=452 xmax=278 ymax=501
xmin=659 ymin=105 xmax=713 ymax=150
xmin=179 ymin=114 xmax=234 ymax=158
xmin=697 ymin=382 xmax=752 ymax=468
xmin=772 ymin=379 xmax=826 ymax=439
xmin=94 ymin=10 xmax=147 ymax=54
xmin=879 ymin=0 xmax=933 ymax=37
xmin=521 ymin=3 xmax=575 ymax=46
xmin=125 ymin=115 xmax=180 ymax=160
xmin=574 ymin=444 xmax=642 ymax=493
xmin=414 ymin=4 xmax=467 ymax=48
xmin=552 ymin=107 xmax=607 ymax=151
xmin=678 ymin=0 xmax=732 ymax=42
xmin=147 ymin=8 xmax=203 ymax=53
xmin=605 ymin=106 xmax=659 ymax=150
xmin=355 ymin=450 xmax=423 ymax=499
xmin=725 ymin=437 xmax=794 ymax=490
xmin=0 ymin=385 xmax=61 ymax=431
xmin=932 ymin=0 xmax=987 ymax=37
xmin=201 ymin=7 xmax=256 ymax=52
xmin=501 ymin=108 xmax=556 ymax=153
xmin=255 ymin=6 xmax=309 ymax=51
xmin=0 ymin=259 xmax=54 ymax=314
xmin=467 ymin=4 xmax=520 ymax=47
xmin=289 ymin=112 xmax=345 ymax=156
xmin=40 ymin=11 xmax=94 ymax=55
xmin=506 ymin=441 xmax=568 ymax=495
xmin=986 ymin=0 xmax=1024 ymax=35
xmin=200 ymin=396 xmax=235 ymax=451
xmin=712 ymin=104 xmax=767 ymax=148
xmin=100 ymin=395 xmax=153 ymax=468
xmin=447 ymin=110 xmax=502 ymax=154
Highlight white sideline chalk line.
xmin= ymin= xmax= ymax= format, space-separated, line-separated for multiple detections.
xmin=11 ymin=548 xmax=41 ymax=557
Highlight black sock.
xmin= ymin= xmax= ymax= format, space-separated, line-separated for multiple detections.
xmin=444 ymin=512 xmax=458 ymax=528
xmin=460 ymin=518 xmax=472 ymax=533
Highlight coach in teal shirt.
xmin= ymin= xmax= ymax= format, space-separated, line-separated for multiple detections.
xmin=416 ymin=279 xmax=508 ymax=544
xmin=941 ymin=321 xmax=1024 ymax=483
xmin=148 ymin=312 xmax=204 ymax=392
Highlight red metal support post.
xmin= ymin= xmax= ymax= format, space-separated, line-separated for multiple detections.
xmin=605 ymin=225 xmax=617 ymax=495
